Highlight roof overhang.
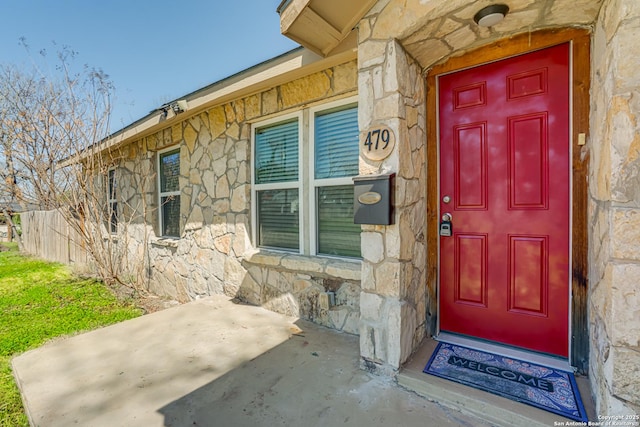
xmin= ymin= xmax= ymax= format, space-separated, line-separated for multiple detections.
xmin=82 ymin=46 xmax=356 ymax=161
xmin=277 ymin=0 xmax=375 ymax=56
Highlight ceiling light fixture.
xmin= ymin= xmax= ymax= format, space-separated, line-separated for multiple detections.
xmin=473 ymin=4 xmax=509 ymax=27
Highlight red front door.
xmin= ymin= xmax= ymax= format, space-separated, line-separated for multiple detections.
xmin=438 ymin=44 xmax=570 ymax=357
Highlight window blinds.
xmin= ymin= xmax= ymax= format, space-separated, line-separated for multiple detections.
xmin=257 ymin=189 xmax=299 ymax=250
xmin=315 ymin=106 xmax=359 ymax=179
xmin=255 ymin=119 xmax=299 ymax=184
xmin=317 ymin=185 xmax=360 ymax=257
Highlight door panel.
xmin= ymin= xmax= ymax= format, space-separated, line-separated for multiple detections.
xmin=508 ymin=113 xmax=548 ymax=209
xmin=439 ymin=44 xmax=570 ymax=357
xmin=508 ymin=235 xmax=548 ymax=315
xmin=455 ymin=233 xmax=487 ymax=307
xmin=454 ymin=123 xmax=487 ymax=209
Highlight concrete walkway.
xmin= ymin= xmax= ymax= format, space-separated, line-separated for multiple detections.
xmin=12 ymin=295 xmax=487 ymax=427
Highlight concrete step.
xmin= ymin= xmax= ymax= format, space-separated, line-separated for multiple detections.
xmin=397 ymin=339 xmax=596 ymax=427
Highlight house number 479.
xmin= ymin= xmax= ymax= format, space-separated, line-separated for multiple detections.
xmin=361 ymin=124 xmax=396 ymax=161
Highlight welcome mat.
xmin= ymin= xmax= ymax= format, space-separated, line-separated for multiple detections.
xmin=423 ymin=342 xmax=588 ymax=422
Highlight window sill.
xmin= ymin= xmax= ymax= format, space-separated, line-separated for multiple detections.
xmin=151 ymin=237 xmax=180 ymax=248
xmin=244 ymin=249 xmax=361 ymax=282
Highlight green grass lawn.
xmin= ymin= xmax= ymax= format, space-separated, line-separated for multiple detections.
xmin=0 ymin=243 xmax=143 ymax=426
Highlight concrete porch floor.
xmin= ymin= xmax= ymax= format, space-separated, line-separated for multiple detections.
xmin=12 ymin=295 xmax=489 ymax=427
xmin=397 ymin=338 xmax=597 ymax=427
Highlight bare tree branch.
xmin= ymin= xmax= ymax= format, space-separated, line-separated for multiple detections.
xmin=0 ymin=43 xmax=151 ymax=291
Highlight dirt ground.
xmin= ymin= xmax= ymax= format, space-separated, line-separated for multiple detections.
xmin=107 ymin=282 xmax=179 ymax=314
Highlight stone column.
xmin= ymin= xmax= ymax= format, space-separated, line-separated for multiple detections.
xmin=589 ymin=0 xmax=640 ymax=416
xmin=357 ymin=25 xmax=427 ymax=373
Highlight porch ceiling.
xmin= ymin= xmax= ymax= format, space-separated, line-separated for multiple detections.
xmin=371 ymin=0 xmax=605 ymax=70
xmin=278 ymin=0 xmax=377 ymax=56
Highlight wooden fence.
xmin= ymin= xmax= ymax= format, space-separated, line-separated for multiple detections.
xmin=21 ymin=210 xmax=89 ymax=267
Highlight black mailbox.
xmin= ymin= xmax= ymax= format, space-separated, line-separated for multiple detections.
xmin=353 ymin=173 xmax=394 ymax=225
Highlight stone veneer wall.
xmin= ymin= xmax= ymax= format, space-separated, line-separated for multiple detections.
xmin=357 ymin=24 xmax=428 ymax=371
xmin=240 ymin=252 xmax=361 ymax=334
xmin=588 ymin=0 xmax=640 ymax=416
xmin=112 ymin=60 xmax=363 ymax=334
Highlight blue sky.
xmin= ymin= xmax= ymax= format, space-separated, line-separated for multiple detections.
xmin=0 ymin=1 xmax=299 ymax=131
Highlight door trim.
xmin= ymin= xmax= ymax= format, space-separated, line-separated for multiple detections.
xmin=426 ymin=28 xmax=591 ymax=373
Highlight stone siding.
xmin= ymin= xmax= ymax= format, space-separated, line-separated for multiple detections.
xmin=240 ymin=251 xmax=361 ymax=334
xmin=110 ymin=60 xmax=362 ymax=332
xmin=357 ymin=34 xmax=427 ymax=372
xmin=589 ymin=0 xmax=640 ymax=416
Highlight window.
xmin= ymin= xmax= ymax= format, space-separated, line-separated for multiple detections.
xmin=107 ymin=168 xmax=117 ymax=234
xmin=158 ymin=147 xmax=181 ymax=237
xmin=253 ymin=116 xmax=301 ymax=250
xmin=252 ymin=98 xmax=361 ymax=258
xmin=311 ymin=104 xmax=361 ymax=257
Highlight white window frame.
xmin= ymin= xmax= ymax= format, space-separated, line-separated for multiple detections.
xmin=251 ymin=111 xmax=304 ymax=253
xmin=251 ymin=97 xmax=361 ymax=258
xmin=107 ymin=167 xmax=117 ymax=234
xmin=308 ymin=96 xmax=360 ymax=257
xmin=157 ymin=146 xmax=181 ymax=238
